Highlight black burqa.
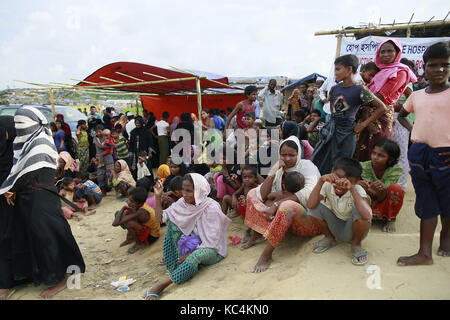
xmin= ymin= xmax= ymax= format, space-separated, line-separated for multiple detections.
xmin=0 ymin=115 xmax=85 ymax=290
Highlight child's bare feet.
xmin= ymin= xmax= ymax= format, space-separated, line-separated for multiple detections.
xmin=40 ymin=280 xmax=66 ymax=299
xmin=240 ymin=231 xmax=262 ymax=250
xmin=242 ymin=228 xmax=252 ymax=244
xmin=397 ymin=253 xmax=433 ymax=266
xmin=252 ymin=253 xmax=272 ymax=273
xmin=382 ymin=219 xmax=396 ymax=233
xmin=84 ymin=210 xmax=96 ymax=216
xmin=119 ymin=239 xmax=133 ymax=247
xmin=128 ymin=242 xmax=145 ymax=254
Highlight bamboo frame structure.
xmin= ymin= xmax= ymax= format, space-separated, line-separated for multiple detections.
xmin=314 ymin=17 xmax=450 ymax=36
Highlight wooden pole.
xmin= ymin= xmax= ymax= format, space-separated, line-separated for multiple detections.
xmin=50 ymin=88 xmax=55 ymax=120
xmin=74 ymin=76 xmax=202 ymax=90
xmin=196 ymin=77 xmax=202 ymax=143
xmin=314 ymin=19 xmax=450 ymax=36
xmin=335 ymin=33 xmax=343 ymax=58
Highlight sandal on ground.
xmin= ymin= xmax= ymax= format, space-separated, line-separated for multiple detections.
xmin=352 ymin=251 xmax=369 ymax=266
xmin=144 ymin=290 xmax=160 ymax=300
xmin=312 ymin=239 xmax=337 ymax=254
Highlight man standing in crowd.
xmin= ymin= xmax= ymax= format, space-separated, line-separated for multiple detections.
xmin=103 ymin=107 xmax=114 ymax=129
xmin=126 ymin=111 xmax=136 ymax=137
xmin=151 ymin=112 xmax=170 ymax=165
xmin=258 ymin=79 xmax=283 ymax=127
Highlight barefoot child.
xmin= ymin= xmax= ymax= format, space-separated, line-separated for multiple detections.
xmin=59 ymin=177 xmax=96 ymax=219
xmin=359 ymin=139 xmax=404 ymax=233
xmin=112 ymin=187 xmax=160 ymax=254
xmin=74 ymin=171 xmax=103 ymax=207
xmin=221 ymin=165 xmax=259 ymax=217
xmin=396 ymin=41 xmax=450 ymax=266
xmin=307 ymin=157 xmax=372 ymax=265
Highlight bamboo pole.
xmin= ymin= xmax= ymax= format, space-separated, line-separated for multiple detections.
xmin=142 ymin=71 xmax=168 ymax=79
xmin=73 ymin=76 xmax=202 ymax=90
xmin=99 ymin=76 xmax=126 ymax=84
xmin=335 ymin=33 xmax=343 ymax=58
xmin=49 ymin=88 xmax=55 ymax=120
xmin=314 ymin=19 xmax=450 ymax=36
xmin=195 ymin=77 xmax=202 ymax=127
xmin=169 ymin=65 xmax=241 ymax=90
xmin=115 ymin=71 xmax=145 ymax=82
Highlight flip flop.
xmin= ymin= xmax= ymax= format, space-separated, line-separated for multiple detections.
xmin=144 ymin=290 xmax=159 ymax=300
xmin=312 ymin=239 xmax=337 ymax=254
xmin=1 ymin=289 xmax=15 ymax=300
xmin=352 ymin=251 xmax=369 ymax=266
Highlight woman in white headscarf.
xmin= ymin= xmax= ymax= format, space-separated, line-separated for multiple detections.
xmin=242 ymin=136 xmax=322 ymax=273
xmin=0 ymin=106 xmax=85 ymax=299
xmin=144 ymin=173 xmax=231 ymax=300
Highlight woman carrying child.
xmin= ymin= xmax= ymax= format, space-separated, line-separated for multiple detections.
xmin=359 ymin=139 xmax=404 ymax=233
xmin=144 ymin=173 xmax=231 ymax=300
xmin=355 ymin=38 xmax=417 ymax=162
xmin=243 ymin=136 xmax=322 ymax=273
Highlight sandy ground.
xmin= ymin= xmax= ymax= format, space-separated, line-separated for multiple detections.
xmin=7 ymin=176 xmax=450 ymax=300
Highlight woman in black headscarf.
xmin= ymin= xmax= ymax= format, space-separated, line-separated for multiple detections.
xmin=280 ymin=120 xmax=305 ymax=159
xmin=0 ymin=107 xmax=85 ymax=300
xmin=129 ymin=116 xmax=155 ymax=179
xmin=0 ymin=116 xmax=16 ymax=299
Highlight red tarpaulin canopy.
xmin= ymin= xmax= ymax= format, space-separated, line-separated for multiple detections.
xmin=76 ymin=62 xmax=233 ymax=94
xmin=140 ymin=94 xmax=245 ymax=122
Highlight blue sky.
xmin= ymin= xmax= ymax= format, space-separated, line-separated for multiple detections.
xmin=0 ymin=0 xmax=447 ymax=89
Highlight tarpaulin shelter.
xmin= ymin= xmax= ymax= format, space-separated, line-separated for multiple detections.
xmin=75 ymin=62 xmax=244 ymax=122
xmin=281 ymin=73 xmax=328 ymax=92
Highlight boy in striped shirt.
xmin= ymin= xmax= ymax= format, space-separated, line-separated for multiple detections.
xmin=112 ymin=128 xmax=130 ymax=167
xmin=74 ymin=171 xmax=103 ymax=207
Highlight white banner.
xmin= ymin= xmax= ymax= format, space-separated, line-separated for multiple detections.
xmin=340 ymin=36 xmax=450 ymax=76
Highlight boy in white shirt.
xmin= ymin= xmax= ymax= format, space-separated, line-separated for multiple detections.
xmin=307 ymin=157 xmax=372 ymax=266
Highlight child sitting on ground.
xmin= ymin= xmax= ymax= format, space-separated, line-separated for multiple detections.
xmin=137 ymin=151 xmax=152 ymax=180
xmin=98 ymin=129 xmax=115 ymax=166
xmin=221 ymin=165 xmax=259 ymax=217
xmin=112 ymin=187 xmax=160 ymax=254
xmin=307 ymin=157 xmax=372 ymax=266
xmin=359 ymin=139 xmax=404 ymax=233
xmin=59 ymin=177 xmax=96 ymax=220
xmin=73 ymin=171 xmax=103 ymax=207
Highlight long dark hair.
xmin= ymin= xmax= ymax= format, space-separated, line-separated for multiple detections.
xmin=374 ymin=139 xmax=400 ymax=167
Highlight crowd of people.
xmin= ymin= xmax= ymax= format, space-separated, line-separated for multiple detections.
xmin=0 ymin=39 xmax=449 ymax=300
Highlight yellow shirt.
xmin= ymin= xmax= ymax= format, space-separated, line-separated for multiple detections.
xmin=140 ymin=203 xmax=160 ymax=238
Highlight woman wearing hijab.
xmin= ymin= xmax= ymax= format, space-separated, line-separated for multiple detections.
xmin=0 ymin=116 xmax=16 ymax=300
xmin=111 ymin=159 xmax=136 ymax=197
xmin=0 ymin=106 xmax=85 ymax=299
xmin=287 ymin=88 xmax=301 ymax=120
xmin=144 ymin=173 xmax=231 ymax=300
xmin=242 ymin=136 xmax=322 ymax=273
xmin=129 ymin=116 xmax=155 ymax=179
xmin=280 ymin=120 xmax=305 ymax=158
xmin=355 ymin=38 xmax=417 ymax=161
xmin=55 ymin=151 xmax=78 ymax=183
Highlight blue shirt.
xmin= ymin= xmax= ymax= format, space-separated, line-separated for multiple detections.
xmin=54 ymin=130 xmax=66 ymax=151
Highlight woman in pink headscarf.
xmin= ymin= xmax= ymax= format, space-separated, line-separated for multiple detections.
xmin=355 ymin=38 xmax=417 ymax=161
